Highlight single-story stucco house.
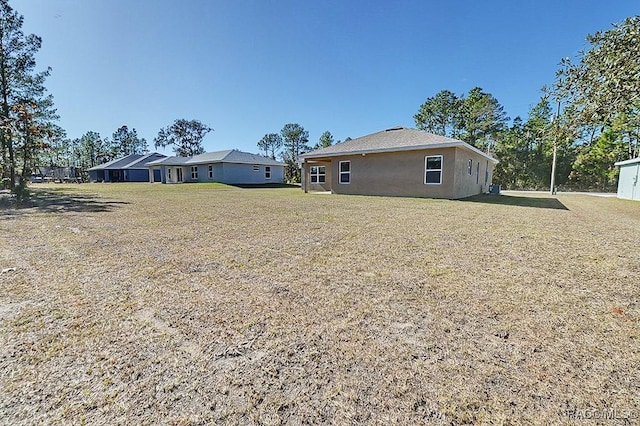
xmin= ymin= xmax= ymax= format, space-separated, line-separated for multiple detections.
xmin=147 ymin=149 xmax=285 ymax=184
xmin=614 ymin=157 xmax=640 ymax=201
xmin=298 ymin=126 xmax=498 ymax=199
xmin=88 ymin=152 xmax=167 ymax=182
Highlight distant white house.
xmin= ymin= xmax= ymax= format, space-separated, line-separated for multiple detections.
xmin=615 ymin=157 xmax=640 ymax=201
xmin=147 ymin=149 xmax=285 ymax=184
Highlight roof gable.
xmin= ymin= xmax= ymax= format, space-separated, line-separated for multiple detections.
xmin=88 ymin=153 xmax=167 ymax=171
xmin=121 ymin=152 xmax=167 ymax=169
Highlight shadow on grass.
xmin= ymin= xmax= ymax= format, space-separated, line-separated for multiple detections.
xmin=0 ymin=187 xmax=129 ymax=216
xmin=227 ymin=183 xmax=300 ymax=189
xmin=459 ymin=194 xmax=569 ymax=210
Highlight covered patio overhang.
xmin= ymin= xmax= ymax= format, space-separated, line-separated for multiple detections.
xmin=301 ymin=157 xmax=333 ymax=193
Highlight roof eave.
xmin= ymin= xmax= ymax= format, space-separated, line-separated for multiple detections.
xmin=614 ymin=157 xmax=640 ymax=166
xmin=185 ymin=158 xmax=284 ymax=166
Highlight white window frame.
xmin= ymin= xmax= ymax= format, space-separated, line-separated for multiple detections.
xmin=191 ymin=166 xmax=198 ymax=179
xmin=424 ymin=155 xmax=443 ymax=185
xmin=310 ymin=165 xmax=326 ymax=184
xmin=468 ymin=159 xmax=472 ymax=175
xmin=167 ymin=168 xmax=171 ymax=180
xmin=208 ymin=164 xmax=213 ymax=179
xmin=339 ymin=161 xmax=351 ymax=184
xmin=265 ymin=166 xmax=271 ymax=180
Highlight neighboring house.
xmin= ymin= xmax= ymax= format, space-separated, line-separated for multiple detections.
xmin=147 ymin=149 xmax=284 ymax=184
xmin=88 ymin=153 xmax=167 ymax=182
xmin=298 ymin=126 xmax=498 ymax=199
xmin=614 ymin=157 xmax=640 ymax=201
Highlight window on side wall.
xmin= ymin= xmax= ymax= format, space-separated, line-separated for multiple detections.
xmin=468 ymin=159 xmax=472 ymax=175
xmin=208 ymin=165 xmax=213 ymax=179
xmin=310 ymin=166 xmax=326 ymax=184
xmin=265 ymin=166 xmax=271 ymax=179
xmin=339 ymin=161 xmax=350 ymax=184
xmin=476 ymin=162 xmax=480 ymax=184
xmin=167 ymin=168 xmax=171 ymax=180
xmin=191 ymin=166 xmax=198 ymax=179
xmin=485 ymin=160 xmax=489 ymax=184
xmin=424 ymin=155 xmax=442 ymax=185
xmin=253 ymin=165 xmax=260 ymax=171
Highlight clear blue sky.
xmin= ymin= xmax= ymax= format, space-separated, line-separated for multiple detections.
xmin=17 ymin=0 xmax=639 ymax=155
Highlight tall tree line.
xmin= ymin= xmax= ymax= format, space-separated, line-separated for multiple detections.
xmin=0 ymin=0 xmax=55 ymax=190
xmin=0 ymin=2 xmax=154 ymax=185
xmin=0 ymin=2 xmax=213 ymax=186
xmin=414 ymin=17 xmax=639 ymax=191
xmin=414 ymin=87 xmax=509 ymax=153
xmin=549 ymin=16 xmax=639 ymax=190
xmin=38 ymin=125 xmax=149 ymax=171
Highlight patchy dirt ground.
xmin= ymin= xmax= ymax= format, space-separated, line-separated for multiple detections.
xmin=1 ymin=184 xmax=639 ymax=424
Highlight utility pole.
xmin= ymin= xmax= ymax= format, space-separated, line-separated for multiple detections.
xmin=550 ymin=101 xmax=560 ymax=195
xmin=550 ymin=143 xmax=558 ymax=195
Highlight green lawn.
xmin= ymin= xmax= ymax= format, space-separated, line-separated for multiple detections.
xmin=1 ymin=183 xmax=639 ymax=424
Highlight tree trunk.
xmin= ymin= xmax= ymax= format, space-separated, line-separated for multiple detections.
xmin=21 ymin=123 xmax=31 ymax=178
xmin=0 ymin=78 xmax=15 ymax=188
xmin=0 ymin=42 xmax=14 ymax=189
xmin=0 ymin=128 xmax=6 ymax=178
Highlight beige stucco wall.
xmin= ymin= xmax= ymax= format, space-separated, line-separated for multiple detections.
xmin=452 ymin=148 xmax=495 ymax=198
xmin=331 ymin=148 xmax=456 ymax=198
xmin=303 ymin=147 xmax=495 ymax=199
xmin=304 ymin=160 xmax=332 ymax=191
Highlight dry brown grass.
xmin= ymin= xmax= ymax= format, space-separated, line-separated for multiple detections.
xmin=1 ymin=183 xmax=639 ymax=424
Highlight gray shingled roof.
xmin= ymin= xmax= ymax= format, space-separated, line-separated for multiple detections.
xmin=186 ymin=149 xmax=235 ymax=163
xmin=119 ymin=153 xmax=167 ymax=169
xmin=148 ymin=149 xmax=284 ymax=166
xmin=146 ymin=156 xmax=190 ymax=166
xmin=87 ymin=153 xmax=168 ymax=171
xmin=87 ymin=154 xmax=142 ymax=171
xmin=201 ymin=149 xmax=283 ymax=166
xmin=299 ymin=127 xmax=498 ymax=163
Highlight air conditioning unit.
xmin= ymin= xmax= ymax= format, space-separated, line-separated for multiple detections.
xmin=489 ymin=184 xmax=501 ymax=195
